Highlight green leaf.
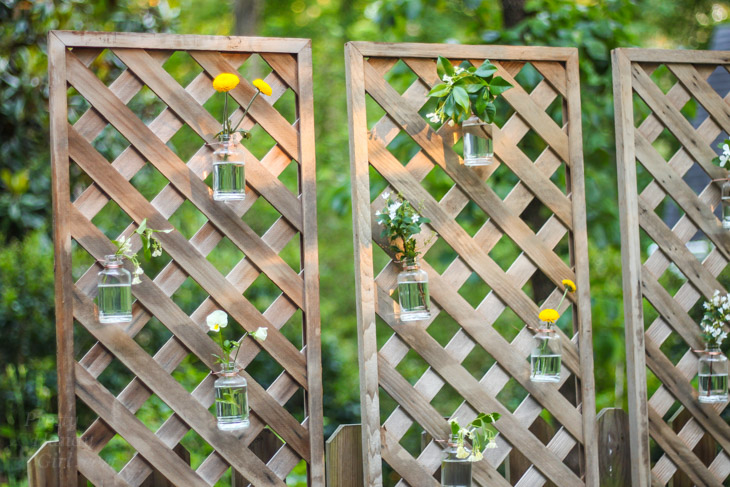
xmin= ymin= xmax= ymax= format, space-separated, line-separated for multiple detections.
xmin=474 ymin=59 xmax=497 ymax=78
xmin=428 ymin=83 xmax=451 ymax=98
xmin=489 ymin=76 xmax=512 ymax=96
xmin=465 ymin=83 xmax=484 ymax=94
xmin=452 ymin=86 xmax=470 ymax=115
xmin=444 ymin=94 xmax=456 ymax=119
xmin=450 ymin=420 xmax=460 ymax=435
xmin=475 ymin=93 xmax=487 ymax=118
xmin=485 ymin=102 xmax=496 ymax=123
xmin=437 ymin=56 xmax=454 ymax=78
xmin=135 ymin=218 xmax=147 ymax=235
xmin=141 ymin=235 xmax=151 ymax=261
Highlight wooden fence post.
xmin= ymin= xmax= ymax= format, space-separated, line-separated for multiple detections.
xmin=596 ymin=408 xmax=631 ymax=487
xmin=326 ymin=424 xmax=364 ymax=487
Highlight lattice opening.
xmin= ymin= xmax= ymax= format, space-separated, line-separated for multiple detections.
xmin=86 ymin=48 xmax=127 ymax=88
xmin=169 ymin=199 xmax=208 ymax=240
xmin=419 ymin=163 xmax=456 ymax=202
xmin=421 ymin=234 xmax=458 ymax=274
xmin=168 ymin=123 xmax=207 ymax=166
xmin=387 ymin=130 xmax=424 ymax=165
xmin=205 ymin=236 xmax=245 ymax=276
xmin=427 ymin=310 xmax=462 ymax=349
xmin=366 ymin=93 xmax=388 ymax=132
xmin=282 ymin=386 xmax=306 ymax=423
xmin=488 ymin=156 xmax=521 ymax=201
xmin=493 ymin=307 xmax=523 ymax=344
xmin=394 ymin=347 xmax=431 ymax=385
xmin=71 ymin=239 xmax=98 ymax=283
xmin=169 ymin=275 xmax=209 ymax=317
xmin=126 ymin=84 xmax=168 ymax=125
xmin=462 ymin=343 xmax=496 ymax=381
xmin=457 ymin=271 xmax=492 ymax=309
xmin=68 ymin=85 xmax=91 ymax=125
xmin=545 ymin=94 xmax=564 ymax=127
xmin=650 ymin=127 xmax=681 ymax=162
xmin=172 ymin=353 xmax=210 ymax=395
xmin=454 ymin=200 xmax=490 ymax=238
xmin=272 ymin=86 xmax=297 ymax=124
xmin=132 ymin=314 xmax=174 ymax=358
xmin=247 ymin=343 xmax=287 ymax=391
xmin=279 ymin=232 xmax=302 ymax=272
xmin=495 ymin=377 xmax=529 ymax=413
xmin=236 ymin=53 xmax=273 ymax=87
xmin=90 ymin=199 xmax=134 ymax=244
xmin=128 ymin=161 xmax=171 ymax=203
xmin=277 ymin=157 xmax=300 ymax=197
xmin=646 ymin=64 xmax=679 ymax=96
xmin=179 ymin=427 xmax=213 ymax=470
xmin=98 ymin=433 xmax=137 ymax=473
xmin=658 ymin=331 xmax=690 ymax=367
xmin=134 ymin=393 xmax=175 ymax=433
xmin=243 ymin=192 xmax=283 ymax=238
xmin=90 ymin=120 xmax=132 ymax=163
xmin=96 ymin=355 xmax=137 ymax=398
xmin=384 ymin=59 xmax=420 ymax=96
xmin=488 ymin=233 xmax=521 ymax=273
xmin=512 ymin=62 xmax=544 ymax=96
xmin=242 ymin=272 xmax=284 ymax=315
xmin=162 ymin=50 xmax=205 ymax=88
xmin=515 ymin=128 xmax=549 ymax=163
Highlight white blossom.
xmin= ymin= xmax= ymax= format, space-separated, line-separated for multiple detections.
xmin=442 ymin=74 xmax=453 ymax=83
xmin=454 ymin=67 xmax=465 ymax=74
xmin=412 ymin=214 xmax=420 ymax=223
xmin=448 ymin=119 xmax=455 ymax=127
xmin=456 ymin=445 xmax=469 ymax=459
xmin=426 ymin=112 xmax=440 ymax=123
xmin=151 ymin=248 xmax=162 ymax=258
xmin=251 ymin=326 xmax=268 ymax=341
xmin=134 ymin=266 xmax=144 ymax=275
xmin=131 ymin=276 xmax=141 ymax=285
xmin=381 ymin=191 xmax=390 ymax=200
xmin=206 ymin=310 xmax=228 ymax=332
xmin=470 ymin=449 xmax=483 ymax=462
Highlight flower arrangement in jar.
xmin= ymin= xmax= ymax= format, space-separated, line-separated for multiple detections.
xmin=530 ymin=279 xmax=576 ymax=382
xmin=697 ymin=291 xmax=729 ymax=403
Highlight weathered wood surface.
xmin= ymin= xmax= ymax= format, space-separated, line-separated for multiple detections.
xmin=346 ymin=42 xmax=598 ymax=486
xmin=612 ymin=47 xmax=730 ymax=487
xmin=43 ymin=31 xmax=323 ymax=486
xmin=326 ymin=424 xmax=365 ymax=487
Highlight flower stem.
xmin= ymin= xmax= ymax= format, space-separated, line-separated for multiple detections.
xmin=230 ymin=90 xmax=261 ymax=133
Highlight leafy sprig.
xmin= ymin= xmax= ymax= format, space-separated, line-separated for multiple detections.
xmin=206 ymin=310 xmax=268 ymax=366
xmin=426 ymin=56 xmax=512 ymax=126
xmin=375 ymin=192 xmax=430 ymax=261
xmin=112 ymin=218 xmax=171 ymax=284
xmin=448 ymin=413 xmax=500 ymax=461
xmin=701 ymin=291 xmax=730 ymax=348
xmin=712 ymin=138 xmax=730 ymax=168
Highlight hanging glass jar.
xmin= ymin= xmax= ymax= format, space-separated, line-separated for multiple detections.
xmin=397 ymin=257 xmax=431 ymax=322
xmin=698 ymin=346 xmax=728 ymax=403
xmin=530 ymin=321 xmax=561 ymax=382
xmin=441 ymin=434 xmax=472 ymax=487
xmin=462 ymin=115 xmax=494 ymax=167
xmin=97 ymin=254 xmax=132 ymax=323
xmin=211 ymin=132 xmax=246 ymax=201
xmin=214 ymin=362 xmax=249 ymax=430
xmin=722 ymin=180 xmax=730 ymax=229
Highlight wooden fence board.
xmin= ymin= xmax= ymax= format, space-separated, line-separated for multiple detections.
xmin=613 ymin=47 xmax=730 ymax=487
xmin=45 ymin=31 xmax=323 ymax=486
xmin=347 ymin=42 xmax=598 ymax=486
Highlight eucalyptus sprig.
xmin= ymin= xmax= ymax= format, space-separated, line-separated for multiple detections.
xmin=112 ymin=218 xmax=171 ymax=284
xmin=206 ymin=310 xmax=268 ymax=366
xmin=426 ymin=56 xmax=512 ymax=126
xmin=701 ymin=291 xmax=730 ymax=348
xmin=375 ymin=192 xmax=431 ymax=261
xmin=449 ymin=413 xmax=500 ymax=462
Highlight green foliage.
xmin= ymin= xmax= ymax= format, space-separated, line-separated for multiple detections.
xmin=428 ymin=56 xmax=511 ymax=124
xmin=376 ymin=194 xmax=431 ymax=259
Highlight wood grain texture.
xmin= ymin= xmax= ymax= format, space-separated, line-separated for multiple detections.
xmin=612 ymin=46 xmax=730 ymax=487
xmin=326 ymin=425 xmax=364 ymax=487
xmin=45 ymin=31 xmax=324 ymax=485
xmin=596 ymin=408 xmax=631 ymax=487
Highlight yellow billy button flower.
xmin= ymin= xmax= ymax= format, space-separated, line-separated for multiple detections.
xmin=562 ymin=279 xmax=576 ymax=293
xmin=213 ymin=73 xmax=240 ymax=92
xmin=539 ymin=308 xmax=560 ymax=323
xmin=252 ymin=78 xmax=272 ymax=96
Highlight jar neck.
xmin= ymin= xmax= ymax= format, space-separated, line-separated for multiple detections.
xmin=539 ymin=321 xmax=556 ymax=332
xmin=402 ymin=257 xmax=419 ymax=270
xmin=705 ymin=345 xmax=722 ymax=353
xmin=463 ymin=114 xmax=484 ymax=126
xmin=103 ymin=254 xmax=123 ymax=268
xmin=219 ymin=361 xmax=239 ymax=376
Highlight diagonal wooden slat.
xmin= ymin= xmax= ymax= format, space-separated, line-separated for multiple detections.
xmin=667 ymin=63 xmax=730 ymax=136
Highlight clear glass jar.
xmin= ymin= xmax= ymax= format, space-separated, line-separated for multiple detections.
xmin=211 ymin=133 xmax=246 ymax=201
xmin=441 ymin=434 xmax=472 ymax=487
xmin=698 ymin=346 xmax=728 ymax=403
xmin=462 ymin=115 xmax=493 ymax=167
xmin=397 ymin=257 xmax=431 ymax=322
xmin=97 ymin=254 xmax=132 ymax=323
xmin=214 ymin=362 xmax=249 ymax=430
xmin=722 ymin=181 xmax=730 ymax=229
xmin=530 ymin=322 xmax=561 ymax=382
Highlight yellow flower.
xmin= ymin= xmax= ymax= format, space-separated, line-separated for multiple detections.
xmin=252 ymin=78 xmax=272 ymax=96
xmin=539 ymin=308 xmax=560 ymax=323
xmin=213 ymin=73 xmax=240 ymax=92
xmin=562 ymin=279 xmax=576 ymax=292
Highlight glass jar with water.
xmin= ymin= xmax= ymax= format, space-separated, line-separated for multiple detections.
xmin=397 ymin=257 xmax=431 ymax=322
xmin=462 ymin=115 xmax=494 ymax=167
xmin=530 ymin=321 xmax=561 ymax=382
xmin=698 ymin=347 xmax=728 ymax=403
xmin=214 ymin=362 xmax=249 ymax=431
xmin=97 ymin=254 xmax=132 ymax=323
xmin=211 ymin=132 xmax=246 ymax=201
xmin=441 ymin=434 xmax=472 ymax=487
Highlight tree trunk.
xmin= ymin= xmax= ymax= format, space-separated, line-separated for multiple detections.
xmin=234 ymin=0 xmax=261 ymax=36
xmin=501 ymin=0 xmax=526 ymax=28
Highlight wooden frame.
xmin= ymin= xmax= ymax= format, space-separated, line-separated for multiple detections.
xmin=613 ymin=47 xmax=730 ymax=486
xmin=48 ymin=30 xmax=324 ymax=485
xmin=346 ymin=41 xmax=598 ymax=486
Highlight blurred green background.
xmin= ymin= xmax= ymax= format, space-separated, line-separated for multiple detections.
xmin=1 ymin=0 xmax=729 ymax=485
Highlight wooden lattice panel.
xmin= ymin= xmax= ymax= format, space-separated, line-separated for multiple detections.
xmin=48 ymin=31 xmax=324 ymax=486
xmin=346 ymin=42 xmax=598 ymax=486
xmin=613 ymin=48 xmax=730 ymax=487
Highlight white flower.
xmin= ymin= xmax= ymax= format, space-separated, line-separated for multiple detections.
xmin=442 ymin=74 xmax=453 ymax=83
xmin=388 ymin=201 xmax=402 ymax=219
xmin=134 ymin=266 xmax=144 ymax=275
xmin=469 ymin=449 xmax=483 ymax=462
xmin=151 ymin=248 xmax=162 ymax=258
xmin=206 ymin=310 xmax=228 ymax=332
xmin=131 ymin=276 xmax=141 ymax=285
xmin=412 ymin=214 xmax=420 ymax=223
xmin=704 ymin=302 xmax=710 ymax=310
xmin=381 ymin=191 xmax=390 ymax=200
xmin=426 ymin=112 xmax=440 ymax=123
xmin=715 ymin=290 xmax=721 ymax=296
xmin=455 ymin=66 xmax=465 ymax=74
xmin=713 ymin=296 xmax=720 ymax=306
xmin=448 ymin=119 xmax=455 ymax=127
xmin=251 ymin=326 xmax=268 ymax=341
xmin=118 ymin=235 xmax=126 ymax=244
xmin=485 ymin=438 xmax=498 ymax=449
xmin=456 ymin=445 xmax=469 ymax=459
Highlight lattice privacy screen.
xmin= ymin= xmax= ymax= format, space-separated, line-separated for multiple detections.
xmin=613 ymin=48 xmax=730 ymax=487
xmin=48 ymin=31 xmax=323 ymax=486
xmin=345 ymin=42 xmax=598 ymax=487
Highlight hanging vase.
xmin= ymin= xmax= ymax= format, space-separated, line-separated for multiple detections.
xmin=698 ymin=346 xmax=728 ymax=403
xmin=97 ymin=254 xmax=132 ymax=323
xmin=722 ymin=181 xmax=730 ymax=229
xmin=530 ymin=321 xmax=561 ymax=382
xmin=210 ymin=132 xmax=246 ymax=201
xmin=214 ymin=362 xmax=249 ymax=430
xmin=397 ymin=257 xmax=431 ymax=322
xmin=441 ymin=434 xmax=472 ymax=487
xmin=462 ymin=115 xmax=494 ymax=167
